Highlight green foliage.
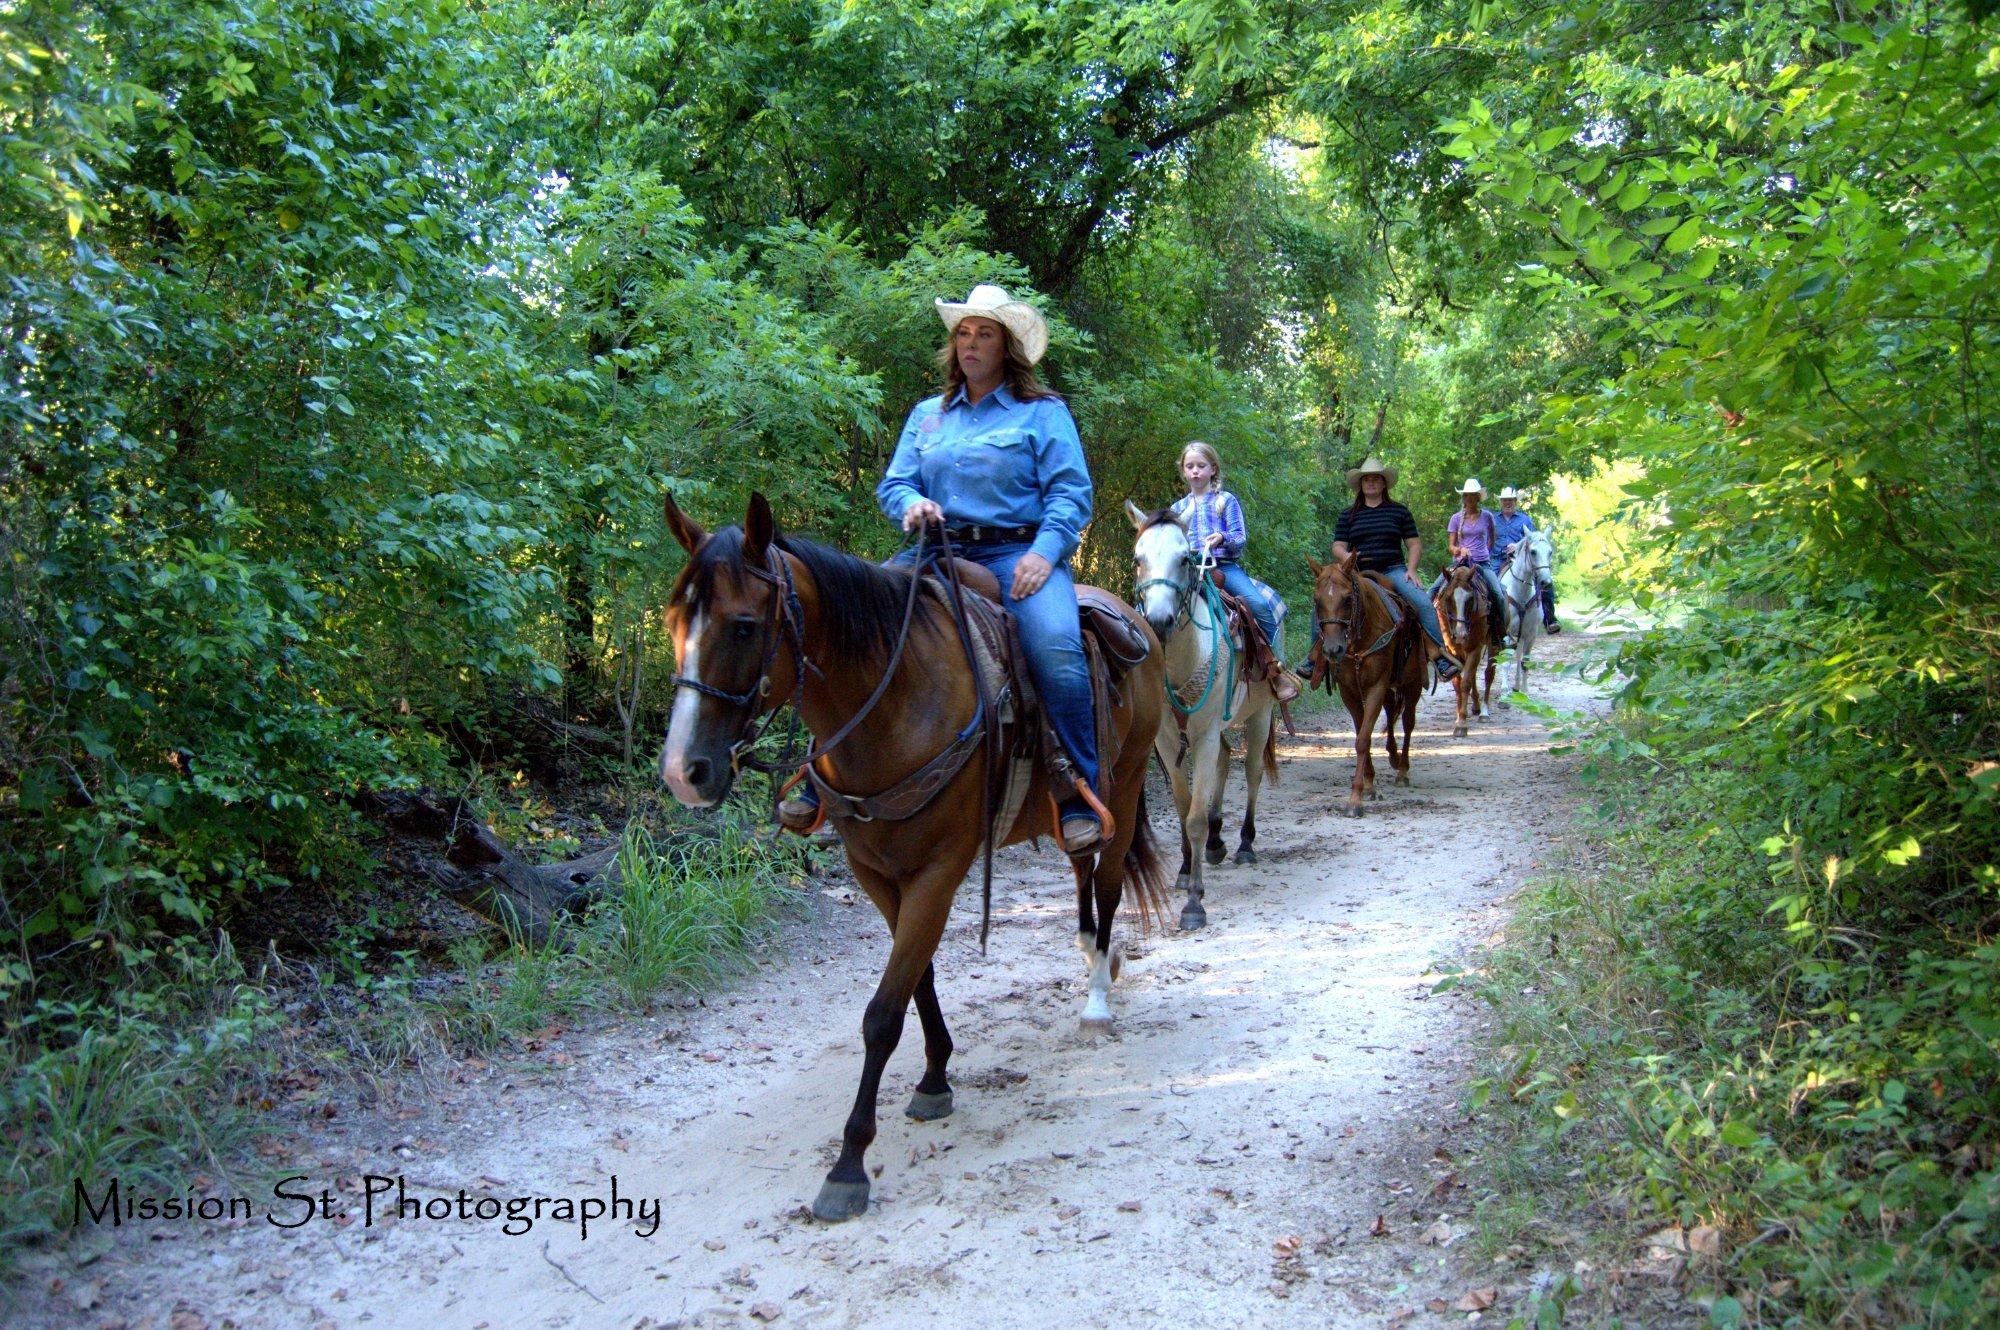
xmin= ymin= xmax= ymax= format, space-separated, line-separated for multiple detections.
xmin=0 ymin=943 xmax=279 ymax=1253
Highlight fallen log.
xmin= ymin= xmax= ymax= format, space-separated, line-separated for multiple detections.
xmin=438 ymin=823 xmax=623 ymax=945
xmin=360 ymin=789 xmax=623 ymax=945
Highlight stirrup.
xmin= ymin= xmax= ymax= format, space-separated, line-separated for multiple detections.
xmin=775 ymin=770 xmax=825 ymax=835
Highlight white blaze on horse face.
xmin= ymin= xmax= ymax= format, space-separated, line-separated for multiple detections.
xmin=660 ymin=612 xmax=713 ymax=806
xmin=1135 ymin=523 xmax=1188 ymax=626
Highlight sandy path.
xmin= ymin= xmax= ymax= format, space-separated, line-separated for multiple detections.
xmin=27 ymin=634 xmax=1597 ymax=1330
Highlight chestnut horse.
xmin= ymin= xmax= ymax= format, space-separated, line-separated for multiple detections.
xmin=657 ymin=493 xmax=1169 ymax=1223
xmin=1306 ymin=554 xmax=1426 ymax=816
xmin=1434 ymin=562 xmax=1496 ymax=737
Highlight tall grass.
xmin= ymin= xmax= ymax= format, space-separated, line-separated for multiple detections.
xmin=0 ymin=945 xmax=278 ymax=1256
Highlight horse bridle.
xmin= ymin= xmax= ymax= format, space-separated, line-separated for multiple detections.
xmin=1133 ymin=544 xmax=1213 ymax=637
xmin=670 ymin=548 xmax=816 ymax=773
xmin=1315 ymin=578 xmax=1360 ymax=662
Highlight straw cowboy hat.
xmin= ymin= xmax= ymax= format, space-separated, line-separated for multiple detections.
xmin=1498 ymin=486 xmax=1520 ymax=500
xmin=1458 ymin=477 xmax=1486 ymax=495
xmin=935 ymin=284 xmax=1049 ymax=365
xmin=1345 ymin=455 xmax=1397 ymax=489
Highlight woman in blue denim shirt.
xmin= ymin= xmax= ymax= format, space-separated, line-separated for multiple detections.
xmin=779 ymin=285 xmax=1105 ymax=853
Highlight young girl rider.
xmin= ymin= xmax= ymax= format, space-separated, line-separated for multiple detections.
xmin=1170 ymin=441 xmax=1302 ymax=703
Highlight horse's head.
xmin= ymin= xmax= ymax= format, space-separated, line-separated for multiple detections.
xmin=1440 ymin=563 xmax=1478 ymax=641
xmin=659 ymin=491 xmax=801 ymax=807
xmin=1126 ymin=500 xmax=1193 ymax=641
xmin=1306 ymin=552 xmax=1362 ymax=663
xmin=1526 ymin=529 xmax=1556 ymax=588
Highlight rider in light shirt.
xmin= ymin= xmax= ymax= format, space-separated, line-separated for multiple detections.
xmin=1490 ymin=487 xmax=1559 ymax=632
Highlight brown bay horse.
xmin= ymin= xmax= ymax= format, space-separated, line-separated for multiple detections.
xmin=1435 ymin=563 xmax=1496 ymax=737
xmin=1307 ymin=554 xmax=1426 ymax=816
xmin=657 ymin=493 xmax=1168 ymax=1223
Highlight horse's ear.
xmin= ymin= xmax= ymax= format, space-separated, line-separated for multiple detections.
xmin=1338 ymin=550 xmax=1358 ymax=573
xmin=743 ymin=492 xmax=775 ymax=562
xmin=664 ymin=490 xmax=706 ymax=554
xmin=1306 ymin=555 xmax=1324 ymax=578
xmin=1124 ymin=498 xmax=1151 ymax=531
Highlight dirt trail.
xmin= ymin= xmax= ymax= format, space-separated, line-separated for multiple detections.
xmin=30 ymin=633 xmax=1599 ymax=1330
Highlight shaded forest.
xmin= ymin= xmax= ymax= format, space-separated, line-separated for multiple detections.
xmin=4 ymin=0 xmax=1997 ymax=1318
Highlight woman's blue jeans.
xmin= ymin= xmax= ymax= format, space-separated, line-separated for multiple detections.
xmin=1215 ymin=561 xmax=1283 ymax=647
xmin=1379 ymin=565 xmax=1448 ymax=652
xmin=892 ymin=541 xmax=1097 ymax=794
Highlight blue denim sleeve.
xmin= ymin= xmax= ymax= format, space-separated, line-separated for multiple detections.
xmin=875 ymin=400 xmax=930 ymax=523
xmin=1028 ymin=402 xmax=1092 ymax=567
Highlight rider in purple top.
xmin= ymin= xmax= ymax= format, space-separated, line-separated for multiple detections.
xmin=1430 ymin=478 xmax=1512 ymax=645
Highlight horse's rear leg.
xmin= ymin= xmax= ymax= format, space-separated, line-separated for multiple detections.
xmin=1080 ymin=833 xmax=1135 ymax=1034
xmin=815 ymin=857 xmax=964 ymax=1222
xmin=1235 ymin=706 xmax=1274 ymax=864
xmin=1396 ymin=688 xmax=1418 ymax=784
xmin=1203 ymin=739 xmax=1228 ymax=866
xmin=1381 ymin=698 xmax=1402 ymax=786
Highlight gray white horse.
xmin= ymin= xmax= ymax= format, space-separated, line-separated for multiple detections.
xmin=1127 ymin=501 xmax=1280 ymax=930
xmin=1495 ymin=528 xmax=1556 ymax=696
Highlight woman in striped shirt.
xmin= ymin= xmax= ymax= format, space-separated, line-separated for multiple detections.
xmin=1170 ymin=442 xmax=1301 ymax=702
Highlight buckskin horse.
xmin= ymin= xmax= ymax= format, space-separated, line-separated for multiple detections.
xmin=1306 ymin=553 xmax=1426 ymax=817
xmin=657 ymin=493 xmax=1168 ymax=1222
xmin=1435 ymin=561 xmax=1496 ymax=737
xmin=1126 ymin=501 xmax=1280 ymax=929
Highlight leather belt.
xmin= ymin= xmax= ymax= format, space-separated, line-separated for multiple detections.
xmin=946 ymin=523 xmax=1037 ymax=546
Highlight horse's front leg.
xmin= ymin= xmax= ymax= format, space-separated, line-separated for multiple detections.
xmin=1234 ymin=703 xmax=1274 ymax=864
xmin=815 ymin=854 xmax=967 ymax=1222
xmin=1358 ymin=684 xmax=1386 ymax=807
xmin=1155 ymin=725 xmax=1197 ymax=902
xmin=1179 ymin=728 xmax=1224 ymax=929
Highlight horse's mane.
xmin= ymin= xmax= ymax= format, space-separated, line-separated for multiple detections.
xmin=677 ymin=525 xmax=936 ymax=666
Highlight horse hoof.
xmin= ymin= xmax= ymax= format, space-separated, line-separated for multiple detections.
xmin=1345 ymin=805 xmax=1364 ymax=819
xmin=1233 ymin=847 xmax=1257 ymax=866
xmin=1079 ymin=1016 xmax=1115 ymax=1037
xmin=1179 ymin=904 xmax=1207 ymax=930
xmin=1453 ymin=726 xmax=1468 ymax=737
xmin=1393 ymin=774 xmax=1410 ymax=786
xmin=1204 ymin=845 xmax=1227 ymax=866
xmin=812 ymin=1179 xmax=871 ymax=1222
xmin=905 ymin=1089 xmax=954 ymax=1122
xmin=1175 ymin=872 xmax=1190 ymax=893
xmin=1368 ymin=789 xmax=1382 ymax=801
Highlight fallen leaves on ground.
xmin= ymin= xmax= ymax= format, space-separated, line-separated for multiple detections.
xmin=1455 ymin=1286 xmax=1498 ymax=1312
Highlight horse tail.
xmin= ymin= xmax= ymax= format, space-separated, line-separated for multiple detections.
xmin=1122 ymin=785 xmax=1172 ymax=937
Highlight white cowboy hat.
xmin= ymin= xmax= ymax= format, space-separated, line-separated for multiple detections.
xmin=1459 ymin=477 xmax=1486 ymax=495
xmin=935 ymin=284 xmax=1049 ymax=365
xmin=1345 ymin=455 xmax=1397 ymax=488
xmin=1498 ymin=486 xmax=1520 ymax=500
